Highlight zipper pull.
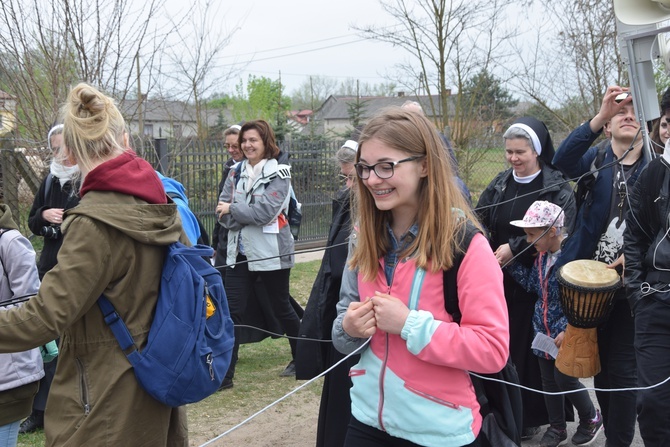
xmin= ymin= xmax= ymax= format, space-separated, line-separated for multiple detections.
xmin=207 ymin=353 xmax=214 ymax=381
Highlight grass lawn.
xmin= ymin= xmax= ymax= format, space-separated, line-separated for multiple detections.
xmin=17 ymin=259 xmax=323 ymax=447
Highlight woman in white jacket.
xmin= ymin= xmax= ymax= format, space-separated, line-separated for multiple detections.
xmin=216 ymin=120 xmax=300 ymax=382
xmin=0 ymin=204 xmax=44 ymax=447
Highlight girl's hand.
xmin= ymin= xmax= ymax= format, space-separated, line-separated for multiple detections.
xmin=494 ymin=243 xmax=513 ymax=266
xmin=342 ymin=300 xmax=376 ymax=338
xmin=370 ymin=292 xmax=410 ymax=335
xmin=554 ymin=331 xmax=565 ymax=348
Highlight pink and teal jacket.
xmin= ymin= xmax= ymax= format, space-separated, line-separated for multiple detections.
xmin=332 ymin=232 xmax=509 ymax=447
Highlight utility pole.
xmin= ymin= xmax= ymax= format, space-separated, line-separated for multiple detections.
xmin=136 ymin=52 xmax=144 ymax=138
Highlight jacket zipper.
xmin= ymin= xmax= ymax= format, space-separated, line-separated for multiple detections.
xmin=404 ymin=384 xmax=461 ymax=409
xmin=377 ymin=261 xmax=399 ymax=432
xmin=75 ymin=358 xmax=91 ymax=416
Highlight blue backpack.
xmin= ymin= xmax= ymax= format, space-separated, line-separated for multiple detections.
xmin=98 ymin=243 xmax=235 ymax=407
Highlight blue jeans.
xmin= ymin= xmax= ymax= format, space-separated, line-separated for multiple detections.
xmin=594 ymin=299 xmax=637 ymax=447
xmin=634 ymin=296 xmax=670 ymax=446
xmin=0 ymin=420 xmax=20 ymax=447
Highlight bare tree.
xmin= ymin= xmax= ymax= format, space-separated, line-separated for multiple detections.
xmin=509 ymin=0 xmax=623 ymax=132
xmin=354 ymin=0 xmax=516 ymax=135
xmin=290 ymin=75 xmax=339 ymax=110
xmin=0 ymin=0 xmax=169 ymax=142
xmin=160 ymin=0 xmax=239 ymax=139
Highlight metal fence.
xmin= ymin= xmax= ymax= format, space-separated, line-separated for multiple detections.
xmin=134 ymin=137 xmax=345 ymax=248
xmin=1 ymin=136 xmax=512 ymax=246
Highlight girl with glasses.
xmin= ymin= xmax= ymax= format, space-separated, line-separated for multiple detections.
xmin=332 ymin=108 xmax=509 ymax=447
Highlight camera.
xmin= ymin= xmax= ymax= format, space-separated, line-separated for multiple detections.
xmin=615 ymin=92 xmax=631 ymax=103
xmin=41 ymin=225 xmax=62 ymax=240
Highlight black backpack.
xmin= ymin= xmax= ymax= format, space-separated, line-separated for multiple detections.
xmin=443 ymin=221 xmax=523 ymax=447
xmin=574 ymin=140 xmax=608 ymax=211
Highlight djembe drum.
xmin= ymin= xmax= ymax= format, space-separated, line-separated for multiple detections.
xmin=555 ymin=260 xmax=621 ymax=378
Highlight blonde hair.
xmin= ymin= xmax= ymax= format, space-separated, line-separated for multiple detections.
xmin=62 ymin=83 xmax=127 ymax=174
xmin=350 ymin=107 xmax=481 ymax=281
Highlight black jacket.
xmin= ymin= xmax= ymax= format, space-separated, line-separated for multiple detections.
xmin=212 ymin=158 xmax=236 ymax=264
xmin=476 ymin=164 xmax=576 ymax=261
xmin=27 ymin=174 xmax=80 ymax=279
xmin=624 ymin=157 xmax=670 ymax=310
xmin=295 ymin=188 xmax=352 ymax=379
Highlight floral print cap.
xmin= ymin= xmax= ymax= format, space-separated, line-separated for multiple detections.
xmin=510 ymin=200 xmax=564 ymax=229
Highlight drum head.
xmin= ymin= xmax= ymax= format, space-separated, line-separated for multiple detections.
xmin=559 ymin=259 xmax=620 ymax=289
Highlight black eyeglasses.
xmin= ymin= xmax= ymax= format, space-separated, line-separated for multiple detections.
xmin=354 ymin=156 xmax=424 ymax=180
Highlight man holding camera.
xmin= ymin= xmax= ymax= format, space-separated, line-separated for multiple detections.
xmin=23 ymin=124 xmax=80 ymax=434
xmin=552 ymin=86 xmax=647 ymax=447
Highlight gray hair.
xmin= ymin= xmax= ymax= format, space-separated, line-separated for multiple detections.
xmin=335 ymin=146 xmax=357 ymax=165
xmin=503 ymin=125 xmax=533 ymax=150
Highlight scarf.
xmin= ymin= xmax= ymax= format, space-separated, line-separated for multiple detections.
xmin=244 ymin=159 xmax=268 ymax=193
xmin=50 ymin=160 xmax=80 ymax=187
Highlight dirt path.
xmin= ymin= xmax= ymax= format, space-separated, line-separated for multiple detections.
xmin=189 ymin=389 xmax=320 ymax=447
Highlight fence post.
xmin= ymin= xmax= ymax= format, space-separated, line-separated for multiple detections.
xmin=154 ymin=138 xmax=169 ymax=174
xmin=0 ymin=146 xmax=19 ymax=221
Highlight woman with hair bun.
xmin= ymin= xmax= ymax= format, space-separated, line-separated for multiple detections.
xmin=0 ymin=83 xmax=188 ymax=446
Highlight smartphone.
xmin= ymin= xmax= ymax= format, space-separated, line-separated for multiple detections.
xmin=615 ymin=92 xmax=631 ymax=103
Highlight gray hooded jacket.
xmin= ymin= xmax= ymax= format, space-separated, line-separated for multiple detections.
xmin=218 ymin=158 xmax=295 ymax=271
xmin=0 ymin=204 xmax=44 ymax=423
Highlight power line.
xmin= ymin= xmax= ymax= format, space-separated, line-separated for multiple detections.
xmin=218 ymin=33 xmax=362 ymax=59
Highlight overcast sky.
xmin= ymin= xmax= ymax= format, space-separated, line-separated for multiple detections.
xmin=161 ymin=0 xmax=427 ymax=96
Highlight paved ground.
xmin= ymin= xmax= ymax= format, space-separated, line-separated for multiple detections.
xmin=522 ymin=377 xmax=643 ymax=446
xmin=295 ymin=248 xmax=325 ymax=264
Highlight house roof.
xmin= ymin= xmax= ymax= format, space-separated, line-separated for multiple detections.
xmin=288 ymin=109 xmax=313 ymax=125
xmin=0 ymin=90 xmax=15 ymax=100
xmin=316 ymin=94 xmax=451 ymax=120
xmin=118 ymin=98 xmax=218 ymax=125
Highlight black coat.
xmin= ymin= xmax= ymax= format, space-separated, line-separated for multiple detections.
xmin=295 ymin=188 xmax=352 ymax=379
xmin=27 ymin=174 xmax=80 ymax=279
xmin=624 ymin=157 xmax=670 ymax=309
xmin=475 ymin=164 xmax=576 ymax=428
xmin=476 ymin=164 xmax=576 ymax=260
xmin=294 ymin=188 xmax=356 ymax=447
xmin=212 ymin=158 xmax=236 ymax=265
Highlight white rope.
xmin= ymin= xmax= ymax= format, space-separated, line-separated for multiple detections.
xmin=469 ymin=371 xmax=670 ymax=396
xmin=198 ymin=339 xmax=370 ymax=447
